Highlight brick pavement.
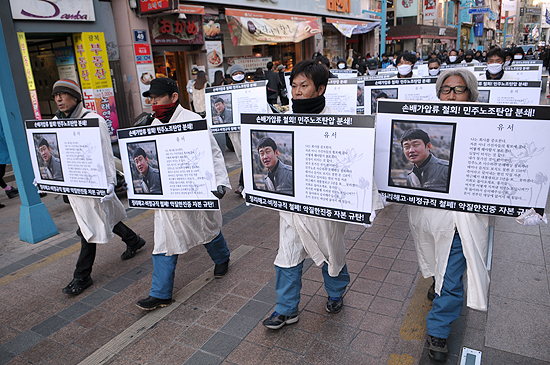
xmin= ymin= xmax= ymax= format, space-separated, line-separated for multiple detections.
xmin=0 ymin=151 xmax=549 ymax=365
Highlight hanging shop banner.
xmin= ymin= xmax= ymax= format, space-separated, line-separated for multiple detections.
xmin=149 ymin=14 xmax=203 ymax=45
xmin=477 ymin=81 xmax=541 ymax=105
xmin=10 ymin=0 xmax=95 ymax=21
xmin=326 ymin=18 xmax=380 ymax=38
xmin=54 ymin=47 xmax=80 ymax=84
xmin=203 ymin=14 xmax=222 ymax=41
xmin=17 ymin=33 xmax=41 ymax=120
xmin=225 ymin=8 xmax=322 ymax=46
xmin=474 ymin=62 xmax=543 ymax=81
xmin=375 ymin=100 xmax=550 ymax=217
xmin=396 ymin=0 xmax=418 ymax=18
xmin=241 ymin=113 xmax=376 ymax=224
xmin=502 ymin=0 xmax=516 ymax=12
xmin=73 ymin=32 xmax=119 ymax=139
xmin=117 ymin=120 xmax=220 ymax=210
xmin=363 ymin=77 xmax=439 ymax=114
xmin=205 ymin=41 xmax=223 ymax=69
xmin=424 ymin=0 xmax=437 ymax=20
xmin=137 ymin=64 xmax=156 ymax=108
xmin=140 ymin=0 xmax=177 ymax=15
xmin=227 ymin=57 xmax=272 ymax=73
xmin=25 ymin=118 xmax=108 ymax=197
xmin=205 ymin=81 xmax=269 ymax=133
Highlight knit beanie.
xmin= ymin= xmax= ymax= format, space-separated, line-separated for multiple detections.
xmin=227 ymin=64 xmax=245 ymax=76
xmin=52 ymin=79 xmax=82 ymax=102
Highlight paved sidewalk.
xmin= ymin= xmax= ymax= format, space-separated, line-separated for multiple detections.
xmin=0 ymin=150 xmax=549 ymax=365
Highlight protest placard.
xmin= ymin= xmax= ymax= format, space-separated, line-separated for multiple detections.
xmin=117 ymin=120 xmax=219 ymax=210
xmin=241 ymin=113 xmax=376 ymax=224
xmin=363 ymin=77 xmax=438 ymax=114
xmin=205 ymin=81 xmax=268 ymax=133
xmin=375 ymin=100 xmax=550 ymax=217
xmin=473 ymin=60 xmax=542 ymax=81
xmin=25 ymin=118 xmax=109 ymax=197
xmin=477 ymin=80 xmax=541 ymax=104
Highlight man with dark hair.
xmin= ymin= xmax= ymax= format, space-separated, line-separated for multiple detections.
xmin=401 ymin=128 xmax=449 ymax=192
xmin=380 ymin=53 xmax=391 ymax=69
xmin=478 ymin=48 xmax=517 ymax=80
xmin=38 ymin=138 xmax=63 ymax=181
xmin=262 ymin=59 xmax=384 ymax=330
xmin=136 ymin=78 xmax=231 ymax=311
xmin=462 ymin=50 xmax=479 ymax=64
xmin=315 ymin=56 xmax=338 ymax=78
xmin=395 ymin=52 xmax=417 ymax=78
xmin=265 ymin=61 xmax=280 ymax=105
xmin=257 ymin=137 xmax=293 ymax=194
xmin=133 ymin=147 xmax=162 ymax=194
xmin=366 ymin=58 xmax=379 ymax=76
xmin=428 ymin=58 xmax=442 ymax=76
xmin=446 ymin=49 xmax=460 ymax=64
xmin=52 ymin=79 xmax=146 ymax=296
xmin=213 ymin=97 xmax=232 ymax=124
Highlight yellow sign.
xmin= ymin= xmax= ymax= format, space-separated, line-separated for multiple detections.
xmin=17 ymin=33 xmax=36 ymax=90
xmin=73 ymin=32 xmax=113 ymax=90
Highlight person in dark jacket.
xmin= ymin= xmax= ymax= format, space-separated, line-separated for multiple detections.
xmin=265 ymin=61 xmax=281 ymax=105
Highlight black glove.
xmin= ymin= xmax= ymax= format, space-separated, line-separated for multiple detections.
xmin=212 ymin=185 xmax=226 ymax=199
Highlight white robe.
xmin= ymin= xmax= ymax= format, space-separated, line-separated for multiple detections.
xmin=408 ymin=206 xmax=490 ymax=311
xmin=275 ymin=106 xmax=385 ymax=276
xmin=152 ymin=105 xmax=231 ymax=256
xmin=61 ymin=109 xmax=127 ymax=243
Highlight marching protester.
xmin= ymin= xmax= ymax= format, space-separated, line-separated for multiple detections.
xmin=428 ymin=58 xmax=442 ymax=76
xmin=136 ymin=78 xmax=231 ymax=310
xmin=408 ymin=69 xmax=489 ymax=362
xmin=262 ymin=59 xmax=384 ymax=330
xmin=227 ymin=64 xmax=246 ymax=195
xmin=478 ymin=48 xmax=517 ymax=80
xmin=51 ymin=79 xmax=146 ymax=296
xmin=396 ymin=52 xmax=417 ymax=78
xmin=186 ymin=67 xmax=199 ymax=112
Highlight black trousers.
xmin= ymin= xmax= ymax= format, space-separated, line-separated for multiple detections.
xmin=73 ymin=222 xmax=140 ymax=279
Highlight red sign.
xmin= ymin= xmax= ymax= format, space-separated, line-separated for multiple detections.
xmin=140 ymin=0 xmax=172 ymax=14
xmin=134 ymin=43 xmax=152 ymax=64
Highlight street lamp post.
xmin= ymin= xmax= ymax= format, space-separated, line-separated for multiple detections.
xmin=362 ymin=0 xmax=387 ymax=55
xmin=457 ymin=0 xmax=476 ymax=49
xmin=503 ymin=15 xmax=515 ymax=47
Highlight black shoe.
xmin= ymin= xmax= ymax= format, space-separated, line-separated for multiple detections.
xmin=428 ymin=280 xmax=436 ymax=301
xmin=0 ymin=203 xmax=5 ymax=209
xmin=427 ymin=335 xmax=448 ymax=362
xmin=39 ymin=193 xmax=47 ymax=198
xmin=214 ymin=258 xmax=230 ymax=278
xmin=62 ymin=277 xmax=93 ymax=296
xmin=262 ymin=311 xmax=299 ymax=330
xmin=121 ymin=237 xmax=146 ymax=260
xmin=136 ymin=296 xmax=172 ymax=310
xmin=326 ymin=296 xmax=343 ymax=314
xmin=5 ymin=187 xmax=18 ymax=199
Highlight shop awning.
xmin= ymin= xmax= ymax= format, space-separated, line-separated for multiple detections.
xmin=178 ymin=5 xmax=205 ymax=15
xmin=225 ymin=8 xmax=322 ymax=46
xmin=326 ymin=18 xmax=380 ymax=38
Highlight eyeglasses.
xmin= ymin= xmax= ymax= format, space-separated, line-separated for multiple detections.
xmin=440 ymin=85 xmax=468 ymax=94
xmin=52 ymin=92 xmax=68 ymax=100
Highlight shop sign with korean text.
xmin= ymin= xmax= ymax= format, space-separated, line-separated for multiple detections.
xmin=25 ymin=118 xmax=108 ymax=197
xmin=73 ymin=32 xmax=119 ymax=139
xmin=117 ymin=120 xmax=220 ymax=210
xmin=205 ymin=81 xmax=269 ymax=133
xmin=10 ymin=0 xmax=95 ymax=21
xmin=149 ymin=14 xmax=203 ymax=45
xmin=375 ymin=100 xmax=550 ymax=217
xmin=241 ymin=113 xmax=376 ymax=224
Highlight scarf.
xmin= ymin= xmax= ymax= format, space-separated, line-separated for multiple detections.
xmin=153 ymin=101 xmax=178 ymax=123
xmin=55 ymin=102 xmax=84 ymax=119
xmin=485 ymin=69 xmax=504 ymax=80
xmin=292 ymin=95 xmax=325 ymax=114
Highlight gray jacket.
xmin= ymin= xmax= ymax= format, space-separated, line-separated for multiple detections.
xmin=406 ymin=154 xmax=449 ymax=192
xmin=47 ymin=155 xmax=63 ymax=181
xmin=265 ymin=160 xmax=293 ymax=195
xmin=140 ymin=165 xmax=162 ymax=194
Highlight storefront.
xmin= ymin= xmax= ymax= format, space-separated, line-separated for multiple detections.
xmin=386 ymin=25 xmax=458 ymax=54
xmin=10 ymin=0 xmax=127 ymax=136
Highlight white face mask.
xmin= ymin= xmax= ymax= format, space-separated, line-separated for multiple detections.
xmin=487 ymin=62 xmax=503 ymax=75
xmin=338 ymin=63 xmax=346 ymax=69
xmin=448 ymin=55 xmax=457 ymax=62
xmin=368 ymin=69 xmax=378 ymax=76
xmin=514 ymin=54 xmax=523 ymax=60
xmin=397 ymin=64 xmax=412 ymax=76
xmin=504 ymin=60 xmax=511 ymax=67
xmin=232 ymin=74 xmax=245 ymax=82
xmin=428 ymin=68 xmax=440 ymax=76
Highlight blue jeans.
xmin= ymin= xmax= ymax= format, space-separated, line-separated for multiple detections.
xmin=426 ymin=232 xmax=466 ymax=339
xmin=274 ymin=262 xmax=350 ymax=316
xmin=149 ymin=231 xmax=230 ymax=299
